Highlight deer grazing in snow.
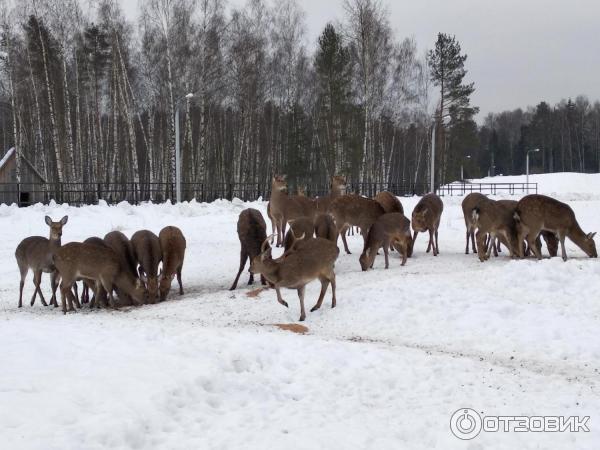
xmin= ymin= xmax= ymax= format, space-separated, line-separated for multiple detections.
xmin=328 ymin=194 xmax=385 ymax=254
xmin=359 ymin=213 xmax=412 ymax=270
xmin=411 ymin=194 xmax=443 ymax=256
xmin=249 ymin=232 xmax=339 ymax=321
xmin=53 ymin=242 xmax=148 ymax=313
xmin=15 ymin=215 xmax=68 ymax=308
xmin=158 ymin=226 xmax=186 ymax=301
xmin=471 ymin=198 xmax=520 ymax=262
xmin=462 ymin=192 xmax=487 ymax=254
xmin=131 ymin=230 xmax=162 ymax=304
xmin=230 ymin=208 xmax=269 ymax=290
xmin=314 ymin=213 xmax=337 ymax=243
xmin=514 ymin=194 xmax=597 ymax=261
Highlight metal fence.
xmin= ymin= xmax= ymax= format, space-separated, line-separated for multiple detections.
xmin=437 ymin=182 xmax=538 ymax=196
xmin=0 ymin=180 xmax=536 ymax=206
xmin=0 ymin=181 xmax=432 ymax=206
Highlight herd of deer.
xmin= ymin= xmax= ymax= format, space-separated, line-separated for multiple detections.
xmin=13 ymin=175 xmax=597 ymax=321
xmin=15 ymin=219 xmax=186 ymax=314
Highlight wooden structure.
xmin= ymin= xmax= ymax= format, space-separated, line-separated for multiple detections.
xmin=0 ymin=147 xmax=47 ymax=206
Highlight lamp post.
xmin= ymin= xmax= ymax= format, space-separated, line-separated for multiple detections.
xmin=174 ymin=92 xmax=195 ymax=203
xmin=526 ymin=148 xmax=540 ymax=193
xmin=461 ymin=155 xmax=471 ymax=181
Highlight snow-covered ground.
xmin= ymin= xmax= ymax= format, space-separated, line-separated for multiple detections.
xmin=1 ymin=173 xmax=599 ymax=449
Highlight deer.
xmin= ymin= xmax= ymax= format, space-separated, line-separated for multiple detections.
xmin=374 ymin=191 xmax=404 ymax=214
xmin=514 ymin=194 xmax=597 ymax=261
xmin=15 ymin=215 xmax=68 ymax=308
xmin=284 ymin=216 xmax=315 ymax=251
xmin=131 ymin=230 xmax=162 ymax=304
xmin=411 ymin=193 xmax=444 ymax=256
xmin=315 ymin=175 xmax=347 ymax=213
xmin=53 ymin=242 xmax=148 ymax=313
xmin=328 ymin=194 xmax=385 ymax=254
xmin=314 ymin=213 xmax=337 ymax=243
xmin=461 ymin=192 xmax=487 ymax=254
xmin=158 ymin=226 xmax=186 ymax=301
xmin=471 ymin=198 xmax=520 ymax=262
xmin=80 ymin=236 xmax=111 ymax=305
xmin=230 ymin=208 xmax=269 ymax=290
xmin=268 ymin=176 xmax=315 ymax=247
xmin=249 ymin=233 xmax=339 ymax=321
xmin=359 ymin=213 xmax=412 ymax=270
xmin=104 ymin=231 xmax=140 ymax=306
xmin=493 ymin=199 xmax=558 ymax=258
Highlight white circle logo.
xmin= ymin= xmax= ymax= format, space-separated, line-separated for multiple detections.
xmin=450 ymin=408 xmax=482 ymax=440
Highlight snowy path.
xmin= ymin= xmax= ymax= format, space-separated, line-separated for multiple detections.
xmin=1 ymin=186 xmax=599 ymax=449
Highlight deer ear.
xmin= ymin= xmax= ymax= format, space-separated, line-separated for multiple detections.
xmin=588 ymin=232 xmax=596 ymax=240
xmin=60 ymin=215 xmax=68 ymax=225
xmin=45 ymin=215 xmax=52 ymax=225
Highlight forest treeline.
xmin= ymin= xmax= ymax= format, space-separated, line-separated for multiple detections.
xmin=0 ymin=0 xmax=598 ymax=199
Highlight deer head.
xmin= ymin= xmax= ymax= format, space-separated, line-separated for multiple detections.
xmin=45 ymin=215 xmax=68 ymax=241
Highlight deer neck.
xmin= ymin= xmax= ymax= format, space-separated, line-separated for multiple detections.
xmin=270 ymin=186 xmax=288 ymax=203
xmin=567 ymin=221 xmax=589 ymax=248
xmin=49 ymin=235 xmax=61 ymax=250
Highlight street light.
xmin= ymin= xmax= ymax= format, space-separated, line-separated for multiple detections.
xmin=175 ymin=92 xmax=195 ymax=203
xmin=461 ymin=155 xmax=471 ymax=181
xmin=526 ymin=148 xmax=540 ymax=193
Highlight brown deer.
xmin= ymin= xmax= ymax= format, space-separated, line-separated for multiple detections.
xmin=158 ymin=226 xmax=186 ymax=301
xmin=328 ymin=194 xmax=385 ymax=254
xmin=230 ymin=208 xmax=269 ymax=290
xmin=268 ymin=176 xmax=316 ymax=247
xmin=53 ymin=242 xmax=148 ymax=313
xmin=131 ymin=230 xmax=162 ymax=303
xmin=249 ymin=234 xmax=339 ymax=321
xmin=284 ymin=217 xmax=315 ymax=251
xmin=411 ymin=194 xmax=443 ymax=256
xmin=315 ymin=175 xmax=347 ymax=213
xmin=104 ymin=231 xmax=140 ymax=306
xmin=314 ymin=213 xmax=337 ymax=243
xmin=359 ymin=213 xmax=412 ymax=270
xmin=374 ymin=191 xmax=404 ymax=214
xmin=15 ymin=215 xmax=68 ymax=308
xmin=514 ymin=194 xmax=597 ymax=261
xmin=471 ymin=198 xmax=520 ymax=262
xmin=80 ymin=236 xmax=111 ymax=305
xmin=461 ymin=192 xmax=487 ymax=254
xmin=493 ymin=199 xmax=558 ymax=257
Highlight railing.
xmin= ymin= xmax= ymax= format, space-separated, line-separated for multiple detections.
xmin=436 ymin=182 xmax=538 ymax=196
xmin=0 ymin=181 xmax=431 ymax=206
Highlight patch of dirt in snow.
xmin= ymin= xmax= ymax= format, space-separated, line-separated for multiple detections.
xmin=273 ymin=323 xmax=309 ymax=334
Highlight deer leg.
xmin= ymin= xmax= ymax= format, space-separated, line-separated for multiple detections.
xmin=280 ymin=217 xmax=288 ymax=249
xmin=31 ymin=270 xmax=48 ymax=307
xmin=177 ymin=265 xmax=184 ymax=295
xmin=274 ymin=287 xmax=288 ymax=308
xmin=383 ymin=240 xmax=390 ymax=269
xmin=426 ymin=230 xmax=433 ymax=253
xmin=465 ymin=230 xmax=470 ymax=254
xmin=476 ymin=231 xmax=488 ymax=262
xmin=434 ymin=229 xmax=440 ymax=256
xmin=497 ymin=239 xmax=503 ymax=253
xmin=297 ymin=286 xmax=306 ymax=322
xmin=311 ymin=276 xmax=330 ymax=312
xmin=71 ymin=284 xmax=82 ymax=309
xmin=81 ymin=282 xmax=89 ymax=304
xmin=59 ymin=281 xmax=69 ymax=314
xmin=558 ymin=232 xmax=568 ymax=261
xmin=18 ymin=265 xmax=28 ymax=308
xmin=65 ymin=288 xmax=77 ymax=313
xmin=329 ymin=271 xmax=337 ymax=308
xmin=340 ymin=225 xmax=351 ymax=254
xmin=229 ymin=249 xmax=247 ymax=290
xmin=492 ymin=238 xmax=498 ymax=257
xmin=49 ymin=271 xmax=59 ymax=307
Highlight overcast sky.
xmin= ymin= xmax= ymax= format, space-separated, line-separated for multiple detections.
xmin=119 ymin=0 xmax=600 ymax=119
